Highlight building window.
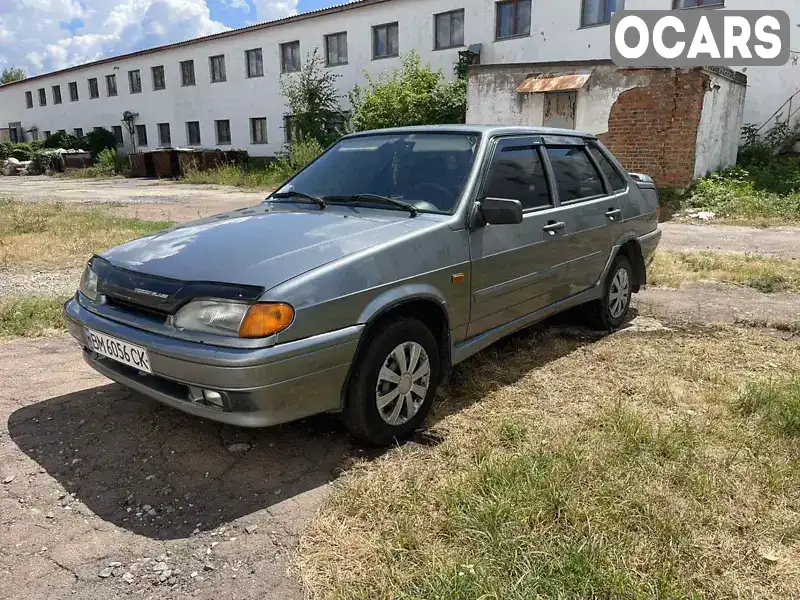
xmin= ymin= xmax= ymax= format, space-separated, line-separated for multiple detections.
xmin=25 ymin=91 xmax=33 ymax=109
xmin=326 ymin=112 xmax=349 ymax=137
xmin=106 ymin=74 xmax=118 ymax=97
xmin=215 ymin=119 xmax=231 ymax=145
xmin=151 ymin=65 xmax=166 ymax=91
xmin=245 ymin=48 xmax=264 ymax=78
xmin=112 ymin=125 xmax=124 ymax=147
xmin=158 ymin=123 xmax=171 ymax=146
xmin=186 ymin=121 xmax=201 ymax=146
xmin=52 ymin=85 xmax=62 ymax=104
xmin=129 ymin=70 xmax=142 ymax=94
xmin=283 ymin=115 xmax=299 ymax=144
xmin=496 ymin=0 xmax=531 ymax=39
xmin=250 ymin=117 xmax=268 ymax=144
xmin=180 ymin=60 xmax=196 ymax=86
xmin=209 ymin=55 xmax=226 ymax=82
xmin=88 ymin=78 xmax=99 ymax=99
xmin=44 ymin=130 xmax=51 ymax=139
xmin=673 ymin=0 xmax=723 ymax=7
xmin=38 ymin=88 xmax=46 ymax=106
xmin=373 ymin=22 xmax=399 ymax=59
xmin=280 ymin=41 xmax=301 ymax=73
xmin=69 ymin=81 xmax=79 ymax=101
xmin=135 ymin=124 xmax=148 ymax=147
xmin=74 ymin=127 xmax=83 ymax=137
xmin=325 ymin=32 xmax=348 ymax=66
xmin=434 ymin=10 xmax=465 ymax=50
xmin=582 ymin=0 xmax=623 ymax=26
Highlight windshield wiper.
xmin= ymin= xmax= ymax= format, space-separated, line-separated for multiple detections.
xmin=269 ymin=190 xmax=327 ymax=210
xmin=326 ymin=194 xmax=418 ymax=217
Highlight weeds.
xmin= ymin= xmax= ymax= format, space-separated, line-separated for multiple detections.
xmin=649 ymin=251 xmax=800 ymax=292
xmin=297 ymin=327 xmax=800 ymax=599
xmin=0 ymin=296 xmax=68 ymax=338
xmin=0 ymin=199 xmax=171 ymax=268
xmin=737 ymin=378 xmax=800 ymax=437
xmin=179 ymin=137 xmax=324 ymax=190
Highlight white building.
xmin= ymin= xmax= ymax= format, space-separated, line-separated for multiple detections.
xmin=0 ymin=0 xmax=797 ymax=157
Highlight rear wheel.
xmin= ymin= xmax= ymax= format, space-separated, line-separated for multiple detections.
xmin=587 ymin=254 xmax=633 ymax=331
xmin=342 ymin=318 xmax=440 ymax=446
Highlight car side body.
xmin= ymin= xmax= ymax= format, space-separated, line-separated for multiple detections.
xmin=64 ymin=125 xmax=661 ymax=444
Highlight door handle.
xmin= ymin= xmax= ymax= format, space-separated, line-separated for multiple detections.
xmin=606 ymin=208 xmax=623 ymax=222
xmin=543 ymin=221 xmax=566 ymax=235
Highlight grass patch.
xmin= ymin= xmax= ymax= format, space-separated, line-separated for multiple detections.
xmin=737 ymin=378 xmax=800 ymax=437
xmin=297 ymin=327 xmax=800 ymax=599
xmin=681 ymin=157 xmax=800 ymax=225
xmin=179 ymin=164 xmax=283 ymax=190
xmin=649 ymin=251 xmax=800 ymax=293
xmin=0 ymin=199 xmax=172 ymax=269
xmin=0 ymin=296 xmax=68 ymax=338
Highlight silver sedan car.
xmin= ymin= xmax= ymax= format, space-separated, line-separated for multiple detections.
xmin=64 ymin=125 xmax=661 ymax=445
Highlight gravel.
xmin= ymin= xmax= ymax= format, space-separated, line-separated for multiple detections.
xmin=0 ymin=268 xmax=81 ymax=298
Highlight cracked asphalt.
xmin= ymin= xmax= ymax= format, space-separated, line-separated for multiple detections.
xmin=0 ymin=336 xmax=361 ymax=600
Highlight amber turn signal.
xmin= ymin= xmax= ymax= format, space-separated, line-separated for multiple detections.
xmin=238 ymin=303 xmax=294 ymax=338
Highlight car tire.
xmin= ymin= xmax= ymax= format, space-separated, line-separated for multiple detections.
xmin=342 ymin=318 xmax=440 ymax=446
xmin=587 ymin=254 xmax=634 ymax=331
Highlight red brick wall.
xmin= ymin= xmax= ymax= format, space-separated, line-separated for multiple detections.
xmin=598 ymin=69 xmax=708 ymax=188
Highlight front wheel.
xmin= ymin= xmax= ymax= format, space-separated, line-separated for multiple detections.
xmin=587 ymin=254 xmax=633 ymax=331
xmin=342 ymin=318 xmax=440 ymax=446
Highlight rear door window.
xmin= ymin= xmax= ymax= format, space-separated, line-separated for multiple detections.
xmin=545 ymin=146 xmax=604 ymax=202
xmin=589 ymin=145 xmax=627 ymax=192
xmin=483 ymin=138 xmax=552 ymax=210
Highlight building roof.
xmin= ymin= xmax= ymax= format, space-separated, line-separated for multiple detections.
xmin=0 ymin=0 xmax=392 ymax=89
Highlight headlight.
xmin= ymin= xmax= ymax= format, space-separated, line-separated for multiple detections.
xmin=79 ymin=264 xmax=100 ymax=302
xmin=173 ymin=301 xmax=294 ymax=338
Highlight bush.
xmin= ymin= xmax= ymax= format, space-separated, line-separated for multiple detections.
xmin=84 ymin=128 xmax=116 ymax=158
xmin=28 ymin=150 xmax=62 ymax=175
xmin=266 ymin=136 xmax=324 ymax=183
xmin=44 ymin=131 xmax=83 ymax=150
xmin=0 ymin=141 xmax=44 ymax=162
xmin=349 ymin=52 xmax=466 ymax=131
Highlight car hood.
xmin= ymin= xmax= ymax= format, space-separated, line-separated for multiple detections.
xmin=101 ymin=204 xmax=438 ymax=291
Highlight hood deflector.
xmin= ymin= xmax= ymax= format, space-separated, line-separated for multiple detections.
xmin=90 ymin=256 xmax=264 ymax=315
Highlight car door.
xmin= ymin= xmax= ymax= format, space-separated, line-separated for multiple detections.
xmin=542 ymin=141 xmax=618 ymax=297
xmin=467 ymin=136 xmax=573 ymax=338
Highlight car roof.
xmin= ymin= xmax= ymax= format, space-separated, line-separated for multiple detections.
xmin=341 ymin=124 xmax=597 ymax=140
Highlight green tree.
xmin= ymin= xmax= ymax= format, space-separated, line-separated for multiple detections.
xmin=279 ymin=47 xmax=344 ymax=147
xmin=349 ymin=52 xmax=466 ymax=131
xmin=0 ymin=67 xmax=26 ymax=84
xmin=85 ymin=128 xmax=116 ymax=158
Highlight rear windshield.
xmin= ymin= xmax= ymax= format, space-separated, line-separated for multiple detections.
xmin=276 ymin=133 xmax=480 ymax=214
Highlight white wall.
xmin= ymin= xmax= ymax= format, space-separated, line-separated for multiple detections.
xmin=694 ymin=69 xmax=747 ymax=178
xmin=0 ymin=0 xmax=796 ymax=157
xmin=466 ymin=64 xmax=652 ymax=135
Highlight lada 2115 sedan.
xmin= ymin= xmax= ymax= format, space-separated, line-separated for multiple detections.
xmin=65 ymin=126 xmax=662 ymax=445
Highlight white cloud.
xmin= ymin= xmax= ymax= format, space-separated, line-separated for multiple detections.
xmin=0 ymin=0 xmax=229 ymax=75
xmin=220 ymin=0 xmax=250 ymax=13
xmin=251 ymin=0 xmax=298 ymax=22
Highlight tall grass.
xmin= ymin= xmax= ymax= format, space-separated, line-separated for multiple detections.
xmin=180 ymin=137 xmax=324 ymax=190
xmin=0 ymin=296 xmax=68 ymax=338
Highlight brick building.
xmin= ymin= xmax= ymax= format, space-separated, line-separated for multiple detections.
xmin=467 ymin=61 xmax=747 ymax=187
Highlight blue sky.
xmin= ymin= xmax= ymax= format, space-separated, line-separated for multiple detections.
xmin=0 ymin=0 xmax=350 ymax=76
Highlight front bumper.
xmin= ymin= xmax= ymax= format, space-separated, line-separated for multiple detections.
xmin=64 ymin=298 xmax=363 ymax=427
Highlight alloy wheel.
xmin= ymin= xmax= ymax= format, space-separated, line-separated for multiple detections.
xmin=608 ymin=267 xmax=631 ymax=319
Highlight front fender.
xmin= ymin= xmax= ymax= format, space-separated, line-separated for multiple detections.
xmin=357 ymin=283 xmax=449 ymax=325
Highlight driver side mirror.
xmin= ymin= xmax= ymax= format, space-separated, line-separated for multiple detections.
xmin=476 ymin=197 xmax=523 ymax=226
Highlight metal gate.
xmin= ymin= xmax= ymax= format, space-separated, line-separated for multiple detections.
xmin=543 ymin=92 xmax=576 ymax=129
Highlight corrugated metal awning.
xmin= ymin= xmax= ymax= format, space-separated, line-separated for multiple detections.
xmin=516 ymin=70 xmax=594 ymax=93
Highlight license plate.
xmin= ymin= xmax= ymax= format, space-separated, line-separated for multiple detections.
xmin=84 ymin=328 xmax=152 ymax=374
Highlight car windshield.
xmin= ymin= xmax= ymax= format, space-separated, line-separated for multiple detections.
xmin=273 ymin=133 xmax=481 ymax=214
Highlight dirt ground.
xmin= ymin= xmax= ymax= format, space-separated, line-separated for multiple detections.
xmin=0 ymin=176 xmax=799 ymax=599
